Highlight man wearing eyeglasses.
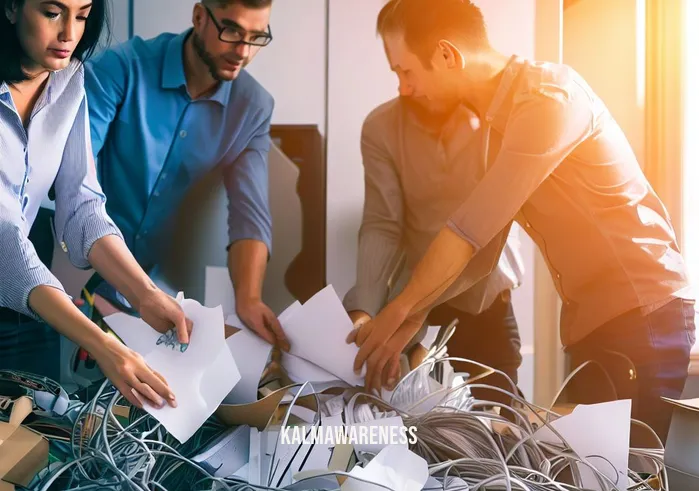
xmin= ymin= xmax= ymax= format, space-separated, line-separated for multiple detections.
xmin=81 ymin=0 xmax=290 ymax=350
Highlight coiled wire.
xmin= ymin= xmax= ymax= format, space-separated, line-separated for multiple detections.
xmin=26 ymin=353 xmax=668 ymax=491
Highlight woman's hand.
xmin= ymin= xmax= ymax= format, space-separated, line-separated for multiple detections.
xmin=92 ymin=335 xmax=177 ymax=409
xmin=28 ymin=285 xmax=178 ymax=409
xmin=87 ymin=236 xmax=192 ymax=343
xmin=138 ymin=289 xmax=193 ymax=344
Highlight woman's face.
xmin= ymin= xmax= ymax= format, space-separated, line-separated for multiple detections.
xmin=7 ymin=0 xmax=93 ymax=74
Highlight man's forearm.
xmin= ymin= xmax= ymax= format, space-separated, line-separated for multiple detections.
xmin=88 ymin=235 xmax=156 ymax=310
xmin=391 ymin=227 xmax=474 ymax=318
xmin=228 ymin=239 xmax=268 ymax=302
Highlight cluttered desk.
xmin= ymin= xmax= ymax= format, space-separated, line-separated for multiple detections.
xmin=0 ymin=269 xmax=681 ymax=490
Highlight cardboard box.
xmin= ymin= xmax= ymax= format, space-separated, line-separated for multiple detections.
xmin=663 ymin=397 xmax=699 ymax=489
xmin=0 ymin=396 xmax=49 ymax=488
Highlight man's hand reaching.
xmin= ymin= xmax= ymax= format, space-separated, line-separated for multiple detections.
xmin=346 ymin=304 xmax=428 ymax=394
xmin=237 ymin=298 xmax=290 ymax=352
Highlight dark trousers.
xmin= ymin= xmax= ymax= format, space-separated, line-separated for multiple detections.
xmin=0 ymin=319 xmax=62 ymax=382
xmin=565 ymin=298 xmax=695 ymax=446
xmin=427 ymin=292 xmax=522 ymax=404
xmin=0 ymin=209 xmax=62 ymax=381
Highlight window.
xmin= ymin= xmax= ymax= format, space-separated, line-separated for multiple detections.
xmin=682 ymin=0 xmax=699 ymax=292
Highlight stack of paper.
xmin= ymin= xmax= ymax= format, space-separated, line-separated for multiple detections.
xmin=104 ymin=297 xmax=241 ymax=443
xmin=279 ymin=286 xmax=364 ymax=387
xmin=205 ymin=267 xmax=364 ymax=393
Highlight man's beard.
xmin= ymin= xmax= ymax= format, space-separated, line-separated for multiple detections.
xmin=192 ymin=31 xmax=243 ymax=81
xmin=401 ymin=96 xmax=457 ymax=129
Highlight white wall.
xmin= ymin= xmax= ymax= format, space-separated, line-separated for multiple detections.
xmin=563 ymin=0 xmax=645 ymax=166
xmin=325 ymin=0 xmax=396 ymax=299
xmin=108 ymin=0 xmax=130 ymax=45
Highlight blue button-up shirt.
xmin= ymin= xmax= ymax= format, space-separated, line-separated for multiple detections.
xmin=84 ymin=30 xmax=274 ymax=271
xmin=0 ymin=60 xmax=123 ymax=317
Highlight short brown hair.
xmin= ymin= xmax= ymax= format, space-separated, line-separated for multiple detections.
xmin=377 ymin=0 xmax=490 ymax=67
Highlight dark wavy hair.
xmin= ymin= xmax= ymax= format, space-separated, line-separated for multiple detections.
xmin=0 ymin=0 xmax=110 ymax=84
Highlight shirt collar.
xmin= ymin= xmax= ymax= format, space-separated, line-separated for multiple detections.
xmin=162 ymin=29 xmax=232 ymax=107
xmin=401 ymin=99 xmax=479 ymax=138
xmin=0 ymin=83 xmax=9 ymax=104
xmin=484 ymin=54 xmax=523 ymax=124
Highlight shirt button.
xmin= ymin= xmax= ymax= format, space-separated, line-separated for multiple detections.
xmin=179 ymin=130 xmax=187 ymax=138
xmin=161 ymin=173 xmax=167 ymax=179
xmin=526 ymin=222 xmax=532 ymax=228
xmin=60 ymin=241 xmax=68 ymax=252
xmin=136 ymin=234 xmax=141 ymax=240
xmin=153 ymin=191 xmax=160 ymax=197
xmin=556 ymin=273 xmax=561 ymax=279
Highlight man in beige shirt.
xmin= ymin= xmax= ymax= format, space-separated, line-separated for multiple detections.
xmin=348 ymin=0 xmax=695 ymax=444
xmin=344 ymin=96 xmax=526 ymax=398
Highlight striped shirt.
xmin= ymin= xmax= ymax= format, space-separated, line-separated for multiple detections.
xmin=0 ymin=60 xmax=123 ymax=318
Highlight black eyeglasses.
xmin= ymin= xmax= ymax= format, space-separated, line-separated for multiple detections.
xmin=204 ymin=5 xmax=273 ymax=47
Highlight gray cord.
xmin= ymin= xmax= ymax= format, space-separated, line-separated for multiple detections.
xmin=26 ymin=352 xmax=667 ymax=491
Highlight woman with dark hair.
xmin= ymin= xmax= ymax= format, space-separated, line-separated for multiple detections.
xmin=0 ymin=0 xmax=189 ymax=410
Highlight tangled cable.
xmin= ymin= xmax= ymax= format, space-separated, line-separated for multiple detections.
xmin=23 ymin=352 xmax=668 ymax=491
xmin=344 ymin=356 xmax=667 ymax=491
xmin=28 ymin=380 xmax=395 ymax=491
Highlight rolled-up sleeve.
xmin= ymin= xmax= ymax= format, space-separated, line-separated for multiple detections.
xmin=223 ymin=105 xmax=273 ymax=255
xmin=53 ymin=95 xmax=123 ymax=269
xmin=0 ymin=197 xmax=65 ymax=318
xmin=447 ymin=86 xmax=593 ymax=251
xmin=343 ymin=117 xmax=405 ymax=317
xmin=84 ymin=45 xmax=129 ymax=157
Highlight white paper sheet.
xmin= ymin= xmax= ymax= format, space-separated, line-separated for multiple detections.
xmin=277 ymin=301 xmax=347 ymax=385
xmin=248 ymin=427 xmax=263 ymax=486
xmin=419 ymin=326 xmax=442 ymax=350
xmin=341 ymin=445 xmax=429 ymax=491
xmin=282 ymin=286 xmax=364 ymax=386
xmin=104 ymin=298 xmax=240 ymax=443
xmin=323 ymin=394 xmax=346 ymax=417
xmin=223 ymin=317 xmax=273 ymax=405
xmin=205 ymin=266 xmax=237 ymax=316
xmin=278 ymin=300 xmax=302 ymax=324
xmin=283 ymin=352 xmax=342 ymax=384
xmin=423 ymin=476 xmax=470 ymax=490
xmin=534 ymin=400 xmax=631 ymax=490
xmin=207 ymin=269 xmax=362 ymax=388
